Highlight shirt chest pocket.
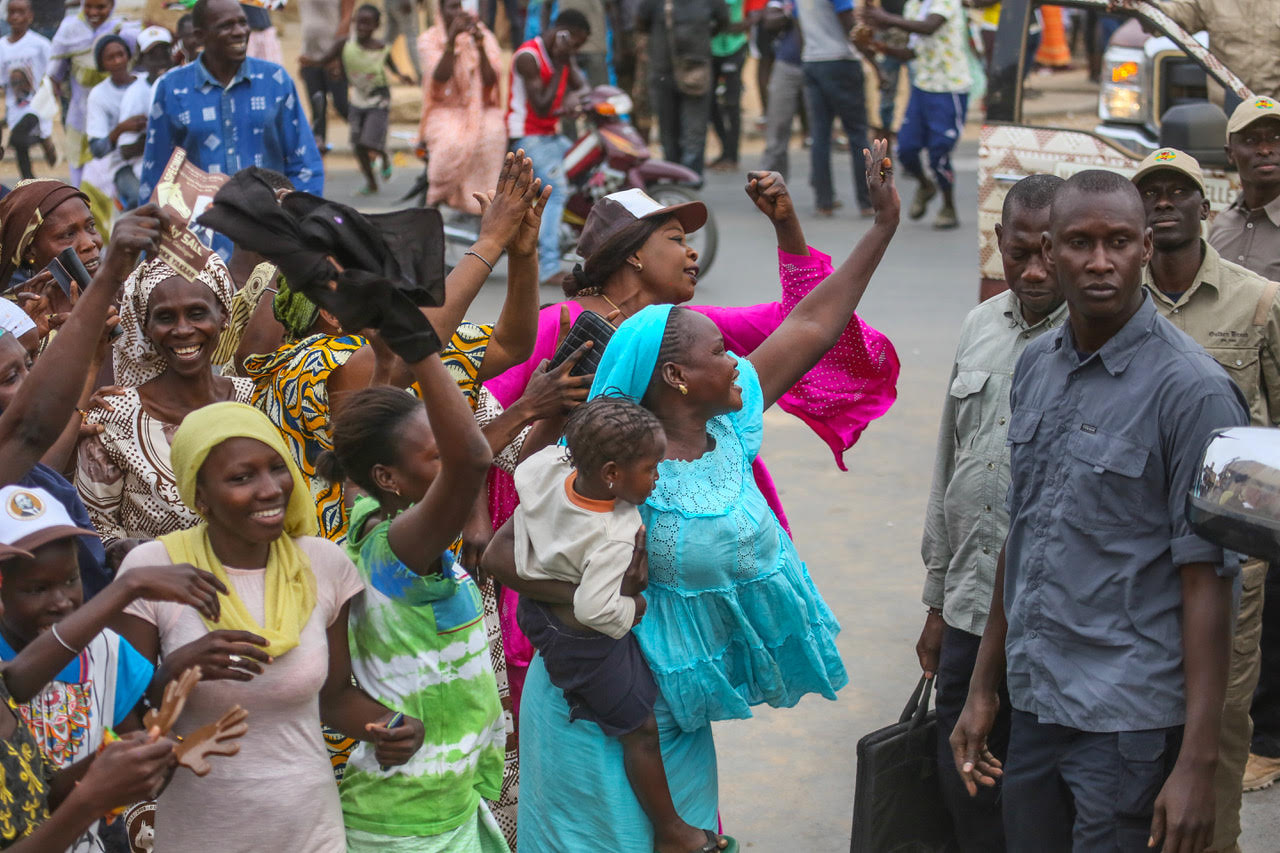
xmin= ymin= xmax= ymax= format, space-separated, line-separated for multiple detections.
xmin=950 ymin=369 xmax=991 ymax=450
xmin=1065 ymin=429 xmax=1152 ymax=529
xmin=1005 ymin=408 xmax=1042 ymax=508
xmin=1206 ymin=347 xmax=1259 ymax=413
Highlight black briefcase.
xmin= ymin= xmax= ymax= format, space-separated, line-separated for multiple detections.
xmin=850 ymin=675 xmax=954 ymax=852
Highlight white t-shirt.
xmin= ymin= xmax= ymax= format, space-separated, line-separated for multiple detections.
xmin=513 ymin=445 xmax=641 ymax=639
xmin=119 ymin=537 xmax=364 ymax=853
xmin=85 ymin=72 xmax=138 ymax=177
xmin=0 ymin=29 xmax=51 ymax=134
xmin=114 ymin=74 xmax=154 ymax=169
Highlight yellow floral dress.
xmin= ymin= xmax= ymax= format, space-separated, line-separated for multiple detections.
xmin=0 ymin=681 xmax=52 ymax=848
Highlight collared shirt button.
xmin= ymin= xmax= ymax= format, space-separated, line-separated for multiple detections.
xmin=987 ymin=462 xmax=995 ymax=470
xmin=984 ymin=505 xmax=992 ymax=512
xmin=1237 ymin=359 xmax=1244 ymax=366
xmin=1247 ymin=222 xmax=1255 ymax=229
xmin=1172 ymin=308 xmax=1179 ymax=314
xmin=1240 ymin=255 xmax=1247 ymax=261
xmin=998 ymin=416 xmax=1007 ymax=425
xmin=1029 ymin=630 xmax=1037 ymax=639
xmin=983 ymin=548 xmax=990 ymax=555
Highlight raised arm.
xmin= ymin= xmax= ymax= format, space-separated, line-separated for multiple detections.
xmin=386 ymin=353 xmax=493 ymax=574
xmin=422 ymin=151 xmax=541 ymax=343
xmin=0 ymin=206 xmax=165 ymax=484
xmin=748 ymin=138 xmax=899 ymax=410
xmin=482 ymin=179 xmax=551 ymax=380
xmin=513 ymin=50 xmax=569 ymax=117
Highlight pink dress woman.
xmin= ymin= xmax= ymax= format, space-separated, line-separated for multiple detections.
xmin=485 ymin=245 xmax=901 ymax=710
xmin=416 ymin=9 xmax=506 ymax=214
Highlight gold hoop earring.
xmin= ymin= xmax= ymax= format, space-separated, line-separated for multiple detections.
xmin=390 ymin=485 xmax=401 ymax=497
xmin=678 ymin=384 xmax=688 ymax=396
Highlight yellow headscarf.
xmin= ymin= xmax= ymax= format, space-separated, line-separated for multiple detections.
xmin=159 ymin=402 xmax=319 ymax=656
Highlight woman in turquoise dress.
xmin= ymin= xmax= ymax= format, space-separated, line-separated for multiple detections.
xmin=484 ymin=144 xmax=900 ymax=851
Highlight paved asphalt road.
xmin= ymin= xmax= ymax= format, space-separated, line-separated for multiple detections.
xmin=332 ymin=140 xmax=1279 ymax=851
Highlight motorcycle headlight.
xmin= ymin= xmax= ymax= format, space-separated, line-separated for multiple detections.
xmin=607 ymin=93 xmax=633 ymax=115
xmin=1099 ymin=50 xmax=1146 ymax=124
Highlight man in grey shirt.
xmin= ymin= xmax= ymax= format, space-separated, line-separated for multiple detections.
xmin=919 ymin=174 xmax=1066 ymax=853
xmin=951 ymin=170 xmax=1248 ymax=852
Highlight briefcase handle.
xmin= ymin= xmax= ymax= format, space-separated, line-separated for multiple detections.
xmin=897 ymin=675 xmax=935 ymax=730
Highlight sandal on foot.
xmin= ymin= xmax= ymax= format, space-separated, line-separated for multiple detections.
xmin=693 ymin=829 xmax=738 ymax=853
xmin=381 ymin=162 xmax=393 ymax=180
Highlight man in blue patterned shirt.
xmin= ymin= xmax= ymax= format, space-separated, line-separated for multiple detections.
xmin=139 ymin=0 xmax=323 ymax=256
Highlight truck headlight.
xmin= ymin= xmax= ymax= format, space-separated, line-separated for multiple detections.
xmin=1099 ymin=49 xmax=1146 ymax=124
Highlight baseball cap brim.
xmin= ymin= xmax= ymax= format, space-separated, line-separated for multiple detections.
xmin=645 ymin=198 xmax=707 ymax=235
xmin=0 ymin=525 xmax=98 ymax=561
xmin=1132 ymin=162 xmax=1206 ymax=196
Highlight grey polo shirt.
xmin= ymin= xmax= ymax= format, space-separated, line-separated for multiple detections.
xmin=1004 ymin=294 xmax=1248 ymax=733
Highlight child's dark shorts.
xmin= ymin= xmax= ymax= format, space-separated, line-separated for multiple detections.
xmin=517 ymin=597 xmax=658 ymax=737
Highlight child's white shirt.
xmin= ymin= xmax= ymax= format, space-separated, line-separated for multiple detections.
xmin=513 ymin=445 xmax=639 ymax=639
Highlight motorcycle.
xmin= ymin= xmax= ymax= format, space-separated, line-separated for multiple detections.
xmin=404 ymin=85 xmax=718 ymax=277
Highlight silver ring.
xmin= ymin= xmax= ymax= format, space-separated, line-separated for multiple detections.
xmin=228 ymin=654 xmax=243 ymax=665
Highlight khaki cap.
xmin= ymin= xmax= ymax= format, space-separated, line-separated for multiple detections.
xmin=1132 ymin=147 xmax=1207 ymax=196
xmin=1228 ymin=96 xmax=1280 ymax=135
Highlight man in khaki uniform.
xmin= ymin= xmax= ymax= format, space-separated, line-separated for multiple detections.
xmin=1134 ymin=147 xmax=1280 ymax=853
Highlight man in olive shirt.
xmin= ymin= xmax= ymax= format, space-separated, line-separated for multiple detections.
xmin=1135 ymin=147 xmax=1280 ymax=853
xmin=1210 ymin=97 xmax=1280 ymax=282
xmin=1148 ymin=0 xmax=1278 ymax=99
xmin=919 ymin=174 xmax=1066 ymax=853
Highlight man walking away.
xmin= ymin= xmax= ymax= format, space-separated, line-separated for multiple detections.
xmin=920 ymin=173 xmax=1065 ymax=853
xmin=758 ymin=0 xmax=802 ymax=178
xmin=635 ymin=0 xmax=729 ymax=179
xmin=708 ymin=0 xmax=755 ymax=171
xmin=952 ymin=169 xmax=1248 ymax=853
xmin=796 ymin=0 xmax=870 ymax=216
xmin=861 ymin=0 xmax=971 ymax=229
xmin=508 ymin=10 xmax=589 ymax=286
xmin=1135 ymin=146 xmax=1280 ymax=853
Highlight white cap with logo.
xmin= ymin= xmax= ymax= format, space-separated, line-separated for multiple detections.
xmin=0 ymin=486 xmax=95 ymax=561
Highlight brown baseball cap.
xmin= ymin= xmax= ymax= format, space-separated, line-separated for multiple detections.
xmin=1227 ymin=96 xmax=1280 ymax=136
xmin=577 ymin=188 xmax=707 ymax=259
xmin=1132 ymin=147 xmax=1207 ymax=196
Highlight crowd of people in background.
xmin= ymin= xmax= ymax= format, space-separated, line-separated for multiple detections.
xmin=0 ymin=0 xmax=1274 ymax=852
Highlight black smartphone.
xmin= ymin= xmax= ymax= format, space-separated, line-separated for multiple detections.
xmin=45 ymin=247 xmax=91 ymax=299
xmin=548 ymin=309 xmax=615 ymax=377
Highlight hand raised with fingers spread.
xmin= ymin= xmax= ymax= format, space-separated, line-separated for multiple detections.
xmin=99 ymin=204 xmax=169 ymax=289
xmin=475 ymin=149 xmax=542 ymax=251
xmin=510 ymin=181 xmax=552 ymax=258
xmin=863 ymin=137 xmax=901 ymax=225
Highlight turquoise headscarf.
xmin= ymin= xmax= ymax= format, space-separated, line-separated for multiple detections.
xmin=587 ymin=304 xmax=674 ymax=403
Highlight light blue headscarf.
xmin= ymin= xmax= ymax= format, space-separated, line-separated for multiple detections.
xmin=587 ymin=304 xmax=674 ymax=403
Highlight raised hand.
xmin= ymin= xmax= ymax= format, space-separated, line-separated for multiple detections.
xmin=174 ymin=705 xmax=249 ymax=776
xmin=474 ymin=150 xmax=542 ymax=252
xmin=99 ymin=204 xmax=168 ymax=289
xmin=863 ymin=137 xmax=901 ymax=224
xmin=745 ymin=170 xmax=798 ymax=227
xmin=510 ymin=181 xmax=553 ymax=259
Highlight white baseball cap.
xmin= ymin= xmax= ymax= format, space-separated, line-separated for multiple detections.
xmin=0 ymin=486 xmax=95 ymax=561
xmin=137 ymin=25 xmax=173 ymax=53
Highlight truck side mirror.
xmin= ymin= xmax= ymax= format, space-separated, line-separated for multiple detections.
xmin=1187 ymin=427 xmax=1280 ymax=563
xmin=1159 ymin=102 xmax=1229 ymax=169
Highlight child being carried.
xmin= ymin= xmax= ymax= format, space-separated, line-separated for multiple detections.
xmin=514 ymin=396 xmax=735 ymax=853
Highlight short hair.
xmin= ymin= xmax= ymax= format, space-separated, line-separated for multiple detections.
xmin=554 ymin=9 xmax=591 ymax=34
xmin=177 ymin=12 xmax=194 ymax=31
xmin=94 ymin=34 xmax=131 ymax=71
xmin=321 ymin=386 xmax=421 ymax=499
xmin=1050 ymin=169 xmax=1143 ymax=229
xmin=192 ymin=0 xmax=237 ymax=31
xmin=563 ymin=396 xmax=663 ymax=477
xmin=356 ymin=3 xmax=380 ymax=21
xmin=1001 ymin=174 xmax=1064 ymax=223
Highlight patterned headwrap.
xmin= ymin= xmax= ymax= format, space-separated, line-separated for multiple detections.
xmin=272 ymin=275 xmax=321 ymax=342
xmin=0 ymin=179 xmax=90 ymax=291
xmin=113 ymin=252 xmax=236 ymax=387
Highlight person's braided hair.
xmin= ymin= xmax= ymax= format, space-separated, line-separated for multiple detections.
xmin=563 ymin=395 xmax=664 ymax=477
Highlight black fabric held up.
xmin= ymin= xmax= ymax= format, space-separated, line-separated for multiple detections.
xmin=196 ymin=168 xmax=447 ymax=361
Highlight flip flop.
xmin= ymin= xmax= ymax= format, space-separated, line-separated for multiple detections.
xmin=693 ymin=830 xmax=738 ymax=853
xmin=381 ymin=162 xmax=392 ymax=180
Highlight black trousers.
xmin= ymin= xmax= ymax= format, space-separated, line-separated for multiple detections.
xmin=299 ymin=63 xmax=349 ymax=146
xmin=934 ymin=624 xmax=1010 ymax=853
xmin=8 ymin=113 xmax=42 ymax=180
xmin=710 ymin=44 xmax=747 ymax=164
xmin=649 ymin=73 xmax=711 ymax=177
xmin=1252 ymin=563 xmax=1280 ymax=756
